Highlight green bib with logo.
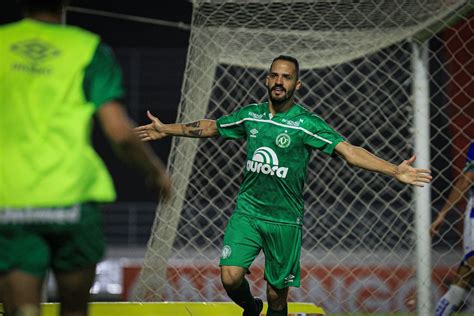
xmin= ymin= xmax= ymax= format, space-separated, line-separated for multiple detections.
xmin=0 ymin=19 xmax=116 ymax=207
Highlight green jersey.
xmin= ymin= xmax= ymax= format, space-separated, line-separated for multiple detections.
xmin=216 ymin=102 xmax=344 ymax=225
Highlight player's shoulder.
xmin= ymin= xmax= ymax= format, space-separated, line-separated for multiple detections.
xmin=242 ymin=102 xmax=266 ymax=111
xmin=63 ymin=24 xmax=100 ymax=42
xmin=237 ymin=102 xmax=268 ymax=117
xmin=292 ymin=104 xmax=327 ymax=125
xmin=0 ymin=20 xmax=20 ymax=31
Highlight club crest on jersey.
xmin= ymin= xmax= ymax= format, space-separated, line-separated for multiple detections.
xmin=246 ymin=147 xmax=288 ymax=178
xmin=276 ymin=133 xmax=291 ymax=148
xmin=221 ymin=245 xmax=232 ymax=259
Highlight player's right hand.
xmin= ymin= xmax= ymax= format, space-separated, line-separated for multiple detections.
xmin=430 ymin=214 xmax=445 ymax=237
xmin=134 ymin=111 xmax=167 ymax=141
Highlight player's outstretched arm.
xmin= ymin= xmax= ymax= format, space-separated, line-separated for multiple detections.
xmin=97 ymin=102 xmax=172 ymax=201
xmin=134 ymin=110 xmax=218 ymax=141
xmin=431 ymin=171 xmax=474 ymax=236
xmin=335 ymin=141 xmax=432 ymax=187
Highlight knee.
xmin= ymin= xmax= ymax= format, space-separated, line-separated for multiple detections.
xmin=220 ymin=268 xmax=244 ymax=290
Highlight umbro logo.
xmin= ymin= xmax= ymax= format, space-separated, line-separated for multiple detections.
xmin=284 ymin=275 xmax=295 ymax=283
xmin=250 ymin=129 xmax=259 ymax=138
xmin=11 ymin=39 xmax=61 ymax=63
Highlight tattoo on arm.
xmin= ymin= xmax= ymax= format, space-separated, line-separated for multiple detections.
xmin=183 ymin=121 xmax=203 ymax=137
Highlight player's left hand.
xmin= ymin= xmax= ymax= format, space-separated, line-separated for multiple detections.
xmin=395 ymin=155 xmax=432 ymax=187
xmin=134 ymin=111 xmax=168 ymax=141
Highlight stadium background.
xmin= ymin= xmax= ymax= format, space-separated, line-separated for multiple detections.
xmin=1 ymin=0 xmax=473 ymax=313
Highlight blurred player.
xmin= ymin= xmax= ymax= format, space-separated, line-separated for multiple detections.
xmin=135 ymin=55 xmax=432 ymax=316
xmin=432 ymin=142 xmax=474 ymax=316
xmin=0 ymin=1 xmax=171 ymax=315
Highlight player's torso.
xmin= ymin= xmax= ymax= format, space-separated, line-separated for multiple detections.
xmin=244 ymin=112 xmax=310 ymax=180
xmin=236 ymin=103 xmax=312 ymax=225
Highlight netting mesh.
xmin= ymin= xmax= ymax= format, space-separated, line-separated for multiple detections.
xmin=134 ymin=0 xmax=474 ymax=313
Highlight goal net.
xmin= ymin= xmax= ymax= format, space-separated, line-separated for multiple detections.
xmin=134 ymin=0 xmax=474 ymax=313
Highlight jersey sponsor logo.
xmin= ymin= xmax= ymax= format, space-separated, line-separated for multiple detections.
xmin=246 ymin=147 xmax=288 ymax=178
xmin=276 ymin=133 xmax=291 ymax=148
xmin=221 ymin=245 xmax=232 ymax=259
xmin=281 ymin=118 xmax=303 ymax=127
xmin=248 ymin=112 xmax=265 ymax=119
xmin=10 ymin=39 xmax=61 ymax=75
xmin=0 ymin=205 xmax=80 ymax=224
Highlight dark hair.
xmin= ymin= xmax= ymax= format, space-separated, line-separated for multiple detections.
xmin=270 ymin=55 xmax=300 ymax=78
xmin=17 ymin=0 xmax=67 ymax=13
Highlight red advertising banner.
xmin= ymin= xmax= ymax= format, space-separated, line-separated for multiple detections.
xmin=123 ymin=264 xmax=459 ymax=313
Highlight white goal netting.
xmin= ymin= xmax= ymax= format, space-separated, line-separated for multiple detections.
xmin=134 ymin=0 xmax=474 ymax=313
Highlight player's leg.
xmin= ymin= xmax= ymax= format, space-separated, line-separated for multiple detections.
xmin=260 ymin=221 xmax=302 ymax=316
xmin=2 ymin=270 xmax=43 ymax=316
xmin=266 ymin=283 xmax=289 ymax=316
xmin=54 ymin=265 xmax=96 ymax=316
xmin=0 ymin=223 xmax=49 ymax=316
xmin=434 ymin=261 xmax=471 ymax=316
xmin=451 ymin=256 xmax=474 ymax=291
xmin=220 ymin=213 xmax=263 ymax=316
xmin=50 ymin=203 xmax=105 ymax=316
xmin=221 ymin=266 xmax=261 ymax=315
xmin=0 ymin=272 xmax=6 ymax=309
xmin=434 ymin=209 xmax=474 ymax=316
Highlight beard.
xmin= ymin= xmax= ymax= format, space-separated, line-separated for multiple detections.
xmin=267 ymin=84 xmax=295 ymax=106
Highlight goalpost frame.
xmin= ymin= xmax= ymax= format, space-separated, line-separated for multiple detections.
xmin=412 ymin=40 xmax=432 ymax=315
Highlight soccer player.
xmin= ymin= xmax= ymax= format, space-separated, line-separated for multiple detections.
xmin=432 ymin=142 xmax=474 ymax=316
xmin=0 ymin=1 xmax=172 ymax=316
xmin=135 ymin=55 xmax=432 ymax=316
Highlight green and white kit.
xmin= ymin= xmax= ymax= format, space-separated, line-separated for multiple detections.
xmin=217 ymin=102 xmax=344 ymax=288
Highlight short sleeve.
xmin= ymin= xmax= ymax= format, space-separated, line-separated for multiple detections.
xmin=303 ymin=115 xmax=344 ymax=155
xmin=83 ymin=42 xmax=125 ymax=109
xmin=216 ymin=108 xmax=248 ymax=139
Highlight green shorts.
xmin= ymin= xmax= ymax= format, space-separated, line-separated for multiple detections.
xmin=220 ymin=212 xmax=302 ymax=289
xmin=0 ymin=203 xmax=105 ymax=278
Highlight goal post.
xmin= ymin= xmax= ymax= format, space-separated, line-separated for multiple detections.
xmin=412 ymin=40 xmax=432 ymax=315
xmin=135 ymin=0 xmax=474 ymax=314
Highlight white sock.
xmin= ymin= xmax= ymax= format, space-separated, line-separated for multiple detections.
xmin=434 ymin=285 xmax=467 ymax=316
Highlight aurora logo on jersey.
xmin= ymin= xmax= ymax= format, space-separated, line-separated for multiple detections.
xmin=246 ymin=147 xmax=288 ymax=178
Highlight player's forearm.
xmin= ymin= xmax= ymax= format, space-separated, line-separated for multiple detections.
xmin=438 ymin=175 xmax=472 ymax=216
xmin=343 ymin=145 xmax=398 ymax=177
xmin=98 ymin=102 xmax=168 ymax=179
xmin=113 ymin=132 xmax=167 ymax=179
xmin=161 ymin=119 xmax=218 ymax=138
